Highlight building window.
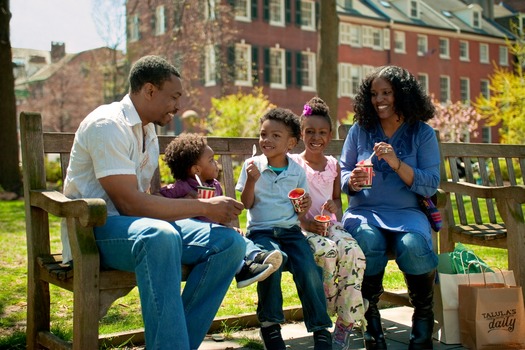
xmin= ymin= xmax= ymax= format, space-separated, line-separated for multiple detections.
xmin=460 ymin=77 xmax=470 ymax=105
xmin=480 ymin=79 xmax=490 ymax=100
xmin=338 ymin=63 xmax=361 ymax=97
xmin=340 ymin=23 xmax=352 ymax=45
xmin=363 ymin=26 xmax=382 ymax=50
xmin=410 ymin=0 xmax=419 ymax=18
xmin=482 ymin=126 xmax=492 ymax=143
xmin=269 ymin=47 xmax=286 ymax=88
xmin=299 ymin=51 xmax=316 ymax=91
xmin=439 ymin=38 xmax=450 ymax=59
xmin=235 ymin=43 xmax=252 ymax=86
xmin=459 ymin=41 xmax=469 ymax=61
xmin=269 ymin=0 xmax=285 ymax=26
xmin=350 ymin=25 xmax=362 ymax=47
xmin=499 ymin=46 xmax=509 ymax=66
xmin=235 ymin=0 xmax=250 ymax=21
xmin=440 ymin=76 xmax=450 ymax=103
xmin=394 ymin=31 xmax=406 ymax=53
xmin=300 ymin=0 xmax=315 ymax=30
xmin=417 ymin=73 xmax=428 ymax=93
xmin=155 ymin=6 xmax=165 ymax=35
xmin=417 ymin=35 xmax=428 ymax=56
xmin=479 ymin=43 xmax=489 ymax=64
xmin=130 ymin=14 xmax=140 ymax=42
xmin=473 ymin=10 xmax=480 ymax=28
xmin=204 ymin=45 xmax=216 ymax=86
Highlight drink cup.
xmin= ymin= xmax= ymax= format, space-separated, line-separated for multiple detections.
xmin=356 ymin=162 xmax=373 ymax=189
xmin=288 ymin=188 xmax=306 ymax=212
xmin=314 ymin=214 xmax=332 ymax=236
xmin=197 ymin=186 xmax=215 ymax=199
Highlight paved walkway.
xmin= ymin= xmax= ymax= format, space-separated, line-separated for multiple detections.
xmin=200 ymin=306 xmax=465 ymax=349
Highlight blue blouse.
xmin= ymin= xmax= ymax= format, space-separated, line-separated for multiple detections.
xmin=340 ymin=121 xmax=440 ymax=238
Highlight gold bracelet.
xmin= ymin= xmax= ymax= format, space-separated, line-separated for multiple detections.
xmin=393 ymin=158 xmax=402 ymax=172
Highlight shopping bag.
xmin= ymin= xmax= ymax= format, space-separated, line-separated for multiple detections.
xmin=458 ymin=270 xmax=525 ymax=349
xmin=433 ymin=256 xmax=516 ymax=344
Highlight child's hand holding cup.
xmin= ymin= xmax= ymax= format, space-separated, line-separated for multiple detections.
xmin=288 ymin=188 xmax=306 ymax=212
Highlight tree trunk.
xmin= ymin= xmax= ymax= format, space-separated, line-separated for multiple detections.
xmin=0 ymin=0 xmax=23 ymax=195
xmin=317 ymin=0 xmax=340 ymax=137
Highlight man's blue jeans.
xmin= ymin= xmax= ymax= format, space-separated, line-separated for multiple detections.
xmin=247 ymin=225 xmax=332 ymax=332
xmin=94 ymin=217 xmax=245 ymax=350
xmin=348 ymin=223 xmax=438 ymax=276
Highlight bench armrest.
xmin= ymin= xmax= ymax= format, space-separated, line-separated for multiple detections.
xmin=30 ymin=190 xmax=107 ymax=227
xmin=440 ymin=182 xmax=525 ymax=203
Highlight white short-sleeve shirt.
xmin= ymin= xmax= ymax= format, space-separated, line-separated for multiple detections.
xmin=61 ymin=94 xmax=159 ymax=262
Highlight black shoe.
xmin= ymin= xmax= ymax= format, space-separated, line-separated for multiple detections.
xmin=314 ymin=329 xmax=333 ymax=350
xmin=253 ymin=250 xmax=283 ymax=270
xmin=260 ymin=324 xmax=286 ymax=350
xmin=235 ymin=261 xmax=273 ymax=288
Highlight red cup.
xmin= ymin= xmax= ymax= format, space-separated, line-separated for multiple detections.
xmin=356 ymin=163 xmax=373 ymax=189
xmin=197 ymin=186 xmax=215 ymax=199
xmin=314 ymin=214 xmax=332 ymax=236
xmin=288 ymin=188 xmax=306 ymax=212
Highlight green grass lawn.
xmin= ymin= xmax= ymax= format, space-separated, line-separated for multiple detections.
xmin=0 ymin=197 xmax=509 ymax=348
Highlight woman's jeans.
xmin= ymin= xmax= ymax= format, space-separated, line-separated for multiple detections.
xmin=348 ymin=224 xmax=438 ymax=276
xmin=94 ymin=217 xmax=245 ymax=350
xmin=248 ymin=225 xmax=332 ymax=332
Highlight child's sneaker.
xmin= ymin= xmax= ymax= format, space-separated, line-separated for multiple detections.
xmin=260 ymin=324 xmax=286 ymax=350
xmin=253 ymin=250 xmax=283 ymax=270
xmin=235 ymin=261 xmax=273 ymax=288
xmin=314 ymin=329 xmax=333 ymax=350
xmin=333 ymin=319 xmax=354 ymax=350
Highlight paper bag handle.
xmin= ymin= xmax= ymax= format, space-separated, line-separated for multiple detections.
xmin=466 ymin=262 xmax=508 ymax=287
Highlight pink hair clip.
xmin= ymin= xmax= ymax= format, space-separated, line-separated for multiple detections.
xmin=303 ymin=104 xmax=312 ymax=116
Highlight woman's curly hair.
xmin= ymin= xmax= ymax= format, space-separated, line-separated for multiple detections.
xmin=300 ymin=96 xmax=332 ymax=131
xmin=163 ymin=133 xmax=207 ymax=180
xmin=260 ymin=107 xmax=301 ymax=141
xmin=353 ymin=65 xmax=435 ymax=130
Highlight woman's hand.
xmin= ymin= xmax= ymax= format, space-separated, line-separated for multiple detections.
xmin=374 ymin=142 xmax=400 ymax=171
xmin=349 ymin=167 xmax=372 ymax=191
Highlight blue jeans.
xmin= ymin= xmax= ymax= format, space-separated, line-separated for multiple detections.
xmin=94 ymin=217 xmax=245 ymax=350
xmin=247 ymin=225 xmax=332 ymax=332
xmin=348 ymin=224 xmax=438 ymax=276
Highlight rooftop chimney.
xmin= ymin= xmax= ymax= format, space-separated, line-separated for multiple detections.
xmin=51 ymin=42 xmax=66 ymax=63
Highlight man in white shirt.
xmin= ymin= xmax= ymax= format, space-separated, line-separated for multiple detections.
xmin=62 ymin=55 xmax=245 ymax=350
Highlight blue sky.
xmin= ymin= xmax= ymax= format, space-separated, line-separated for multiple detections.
xmin=10 ymin=0 xmax=122 ymax=53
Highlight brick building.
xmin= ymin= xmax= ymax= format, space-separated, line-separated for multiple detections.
xmin=126 ymin=0 xmax=520 ymax=142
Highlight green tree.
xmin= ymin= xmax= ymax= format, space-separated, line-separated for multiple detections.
xmin=207 ymin=87 xmax=274 ymax=137
xmin=0 ymin=0 xmax=22 ymax=195
xmin=475 ymin=31 xmax=525 ymax=144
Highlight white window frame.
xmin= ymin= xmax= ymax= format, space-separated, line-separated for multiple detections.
xmin=300 ymin=0 xmax=315 ymax=31
xmin=130 ymin=14 xmax=140 ymax=42
xmin=482 ymin=126 xmax=492 ymax=143
xmin=155 ymin=6 xmax=165 ymax=35
xmin=460 ymin=77 xmax=470 ymax=105
xmin=410 ymin=0 xmax=419 ymax=19
xmin=300 ymin=50 xmax=316 ymax=92
xmin=269 ymin=47 xmax=286 ymax=89
xmin=473 ymin=10 xmax=481 ymax=29
xmin=363 ymin=26 xmax=382 ymax=50
xmin=339 ymin=23 xmax=352 ymax=45
xmin=479 ymin=43 xmax=489 ymax=64
xmin=499 ymin=46 xmax=509 ymax=66
xmin=459 ymin=41 xmax=469 ymax=61
xmin=205 ymin=0 xmax=216 ymax=21
xmin=417 ymin=35 xmax=428 ymax=56
xmin=350 ymin=25 xmax=362 ymax=47
xmin=394 ymin=31 xmax=406 ymax=53
xmin=439 ymin=38 xmax=450 ymax=59
xmin=204 ymin=44 xmax=216 ymax=87
xmin=417 ymin=73 xmax=429 ymax=93
xmin=339 ymin=63 xmax=352 ymax=97
xmin=440 ymin=75 xmax=450 ymax=103
xmin=235 ymin=0 xmax=251 ymax=22
xmin=480 ymin=79 xmax=490 ymax=100
xmin=235 ymin=43 xmax=253 ymax=87
xmin=269 ymin=0 xmax=285 ymax=27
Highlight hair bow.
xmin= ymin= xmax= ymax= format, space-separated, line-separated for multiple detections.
xmin=302 ymin=104 xmax=312 ymax=116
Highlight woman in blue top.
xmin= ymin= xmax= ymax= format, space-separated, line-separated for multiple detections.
xmin=340 ymin=66 xmax=440 ymax=350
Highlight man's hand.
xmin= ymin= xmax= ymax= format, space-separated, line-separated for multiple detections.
xmin=203 ymin=196 xmax=244 ymax=225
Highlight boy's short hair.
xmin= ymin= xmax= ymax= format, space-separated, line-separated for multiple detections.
xmin=164 ymin=133 xmax=207 ymax=180
xmin=260 ymin=108 xmax=301 ymax=141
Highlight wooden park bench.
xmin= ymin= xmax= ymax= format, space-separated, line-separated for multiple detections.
xmin=20 ymin=111 xmax=345 ymax=349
